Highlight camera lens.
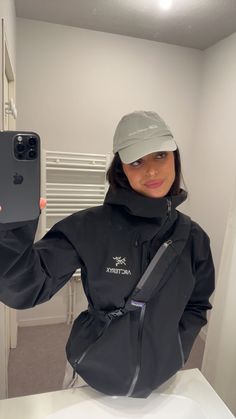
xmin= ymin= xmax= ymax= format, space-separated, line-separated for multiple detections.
xmin=28 ymin=149 xmax=36 ymax=159
xmin=17 ymin=143 xmax=26 ymax=153
xmin=28 ymin=137 xmax=37 ymax=146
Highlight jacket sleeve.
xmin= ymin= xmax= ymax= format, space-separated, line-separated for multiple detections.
xmin=0 ymin=215 xmax=81 ymax=310
xmin=179 ymin=229 xmax=215 ymax=362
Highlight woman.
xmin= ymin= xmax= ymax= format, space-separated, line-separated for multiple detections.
xmin=0 ymin=111 xmax=215 ymax=398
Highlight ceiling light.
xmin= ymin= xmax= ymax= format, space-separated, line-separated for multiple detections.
xmin=159 ymin=0 xmax=173 ymax=10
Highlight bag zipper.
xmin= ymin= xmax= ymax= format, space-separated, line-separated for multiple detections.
xmin=126 ymin=302 xmax=146 ymax=397
xmin=136 ymin=239 xmax=172 ymax=290
xmin=126 ymin=239 xmax=173 ymax=397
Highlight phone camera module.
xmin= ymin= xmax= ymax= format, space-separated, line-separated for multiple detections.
xmin=28 ymin=149 xmax=36 ymax=159
xmin=14 ymin=133 xmax=38 ymax=161
xmin=17 ymin=143 xmax=26 ymax=153
xmin=28 ymin=137 xmax=37 ymax=146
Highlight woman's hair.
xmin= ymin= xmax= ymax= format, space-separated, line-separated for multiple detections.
xmin=106 ymin=149 xmax=185 ymax=196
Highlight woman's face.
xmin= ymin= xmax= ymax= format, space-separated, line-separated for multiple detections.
xmin=122 ymin=151 xmax=175 ymax=198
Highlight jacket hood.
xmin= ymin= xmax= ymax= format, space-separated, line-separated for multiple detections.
xmin=104 ymin=187 xmax=187 ymax=220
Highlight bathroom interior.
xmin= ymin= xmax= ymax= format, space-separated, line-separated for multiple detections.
xmin=0 ymin=0 xmax=236 ymax=418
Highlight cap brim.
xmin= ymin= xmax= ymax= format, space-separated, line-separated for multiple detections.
xmin=118 ymin=137 xmax=177 ymax=164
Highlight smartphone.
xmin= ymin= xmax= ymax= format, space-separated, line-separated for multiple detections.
xmin=0 ymin=131 xmax=40 ymax=224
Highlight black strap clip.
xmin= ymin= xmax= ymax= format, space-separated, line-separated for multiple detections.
xmin=105 ymin=308 xmax=125 ymax=320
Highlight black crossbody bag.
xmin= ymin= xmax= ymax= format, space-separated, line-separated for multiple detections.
xmin=66 ymin=212 xmax=192 ymax=398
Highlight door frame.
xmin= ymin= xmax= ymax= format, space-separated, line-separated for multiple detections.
xmin=0 ymin=18 xmax=17 ymax=400
xmin=1 ymin=18 xmax=16 ymax=130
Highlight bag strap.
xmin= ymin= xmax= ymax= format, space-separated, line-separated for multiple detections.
xmin=105 ymin=213 xmax=191 ymax=319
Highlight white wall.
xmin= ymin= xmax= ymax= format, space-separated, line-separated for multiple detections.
xmin=195 ymin=33 xmax=236 ymax=415
xmin=0 ymin=0 xmax=16 ymax=129
xmin=202 ymin=176 xmax=236 ymax=415
xmin=0 ymin=0 xmax=16 ymax=71
xmin=16 ymin=18 xmax=202 ymax=191
xmin=16 ymin=18 xmax=202 ymax=326
xmin=188 ymin=32 xmax=236 ymax=276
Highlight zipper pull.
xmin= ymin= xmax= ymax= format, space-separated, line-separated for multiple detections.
xmin=163 ymin=239 xmax=172 ymax=248
xmin=167 ymin=198 xmax=172 ymax=214
xmin=134 ymin=235 xmax=139 ymax=247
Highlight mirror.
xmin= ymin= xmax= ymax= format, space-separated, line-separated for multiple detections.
xmin=1 ymin=1 xmax=236 ymax=414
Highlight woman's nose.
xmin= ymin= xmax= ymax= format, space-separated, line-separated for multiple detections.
xmin=145 ymin=164 xmax=158 ymax=176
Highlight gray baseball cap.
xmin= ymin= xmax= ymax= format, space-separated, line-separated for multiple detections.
xmin=113 ymin=110 xmax=177 ymax=164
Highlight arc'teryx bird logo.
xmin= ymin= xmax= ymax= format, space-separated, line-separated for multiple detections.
xmin=106 ymin=256 xmax=131 ymax=276
xmin=113 ymin=256 xmax=126 ymax=267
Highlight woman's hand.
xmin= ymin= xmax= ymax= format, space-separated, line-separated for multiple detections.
xmin=40 ymin=198 xmax=47 ymax=210
xmin=0 ymin=198 xmax=47 ymax=212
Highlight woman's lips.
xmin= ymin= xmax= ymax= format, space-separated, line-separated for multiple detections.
xmin=144 ymin=180 xmax=164 ymax=189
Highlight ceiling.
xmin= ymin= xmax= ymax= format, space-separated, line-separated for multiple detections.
xmin=14 ymin=0 xmax=236 ymax=50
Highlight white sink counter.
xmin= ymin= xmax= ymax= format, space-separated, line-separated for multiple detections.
xmin=0 ymin=369 xmax=234 ymax=419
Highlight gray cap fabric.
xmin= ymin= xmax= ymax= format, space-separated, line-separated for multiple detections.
xmin=113 ymin=110 xmax=177 ymax=164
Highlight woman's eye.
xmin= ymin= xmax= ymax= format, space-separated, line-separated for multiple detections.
xmin=156 ymin=152 xmax=167 ymax=159
xmin=130 ymin=159 xmax=142 ymax=167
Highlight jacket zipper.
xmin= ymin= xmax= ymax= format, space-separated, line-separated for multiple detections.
xmin=137 ymin=197 xmax=171 ymax=265
xmin=73 ymin=319 xmax=112 ymax=371
xmin=178 ymin=331 xmax=185 ymax=368
xmin=167 ymin=198 xmax=171 ymax=214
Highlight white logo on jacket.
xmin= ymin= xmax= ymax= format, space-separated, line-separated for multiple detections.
xmin=113 ymin=256 xmax=126 ymax=267
xmin=106 ymin=256 xmax=131 ymax=275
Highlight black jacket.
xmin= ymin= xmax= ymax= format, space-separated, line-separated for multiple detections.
xmin=0 ymin=187 xmax=215 ymax=396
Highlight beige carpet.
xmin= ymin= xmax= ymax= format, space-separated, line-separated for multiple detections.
xmin=8 ymin=323 xmax=205 ymax=398
xmin=8 ymin=323 xmax=71 ymax=398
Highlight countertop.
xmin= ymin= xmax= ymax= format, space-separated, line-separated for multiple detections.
xmin=0 ymin=369 xmax=235 ymax=419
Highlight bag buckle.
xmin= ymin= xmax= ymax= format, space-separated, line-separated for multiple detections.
xmin=105 ymin=308 xmax=125 ymax=320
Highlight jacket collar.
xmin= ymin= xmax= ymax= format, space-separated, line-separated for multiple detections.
xmin=104 ymin=187 xmax=187 ymax=220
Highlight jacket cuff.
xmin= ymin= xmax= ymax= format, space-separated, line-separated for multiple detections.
xmin=0 ymin=217 xmax=40 ymax=232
